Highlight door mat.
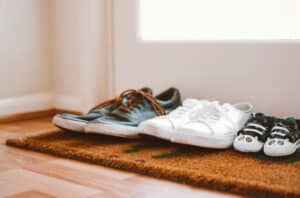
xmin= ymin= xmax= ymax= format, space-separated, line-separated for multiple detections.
xmin=6 ymin=130 xmax=300 ymax=198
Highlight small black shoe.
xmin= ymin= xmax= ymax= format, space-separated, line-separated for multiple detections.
xmin=52 ymin=87 xmax=153 ymax=132
xmin=264 ymin=117 xmax=300 ymax=157
xmin=233 ymin=113 xmax=275 ymax=152
xmin=85 ymin=87 xmax=182 ymax=138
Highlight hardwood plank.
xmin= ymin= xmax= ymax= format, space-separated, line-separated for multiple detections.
xmin=0 ymin=117 xmax=57 ymax=144
xmin=0 ymin=169 xmax=100 ymax=198
xmin=125 ymin=176 xmax=239 ymax=198
xmin=6 ymin=190 xmax=55 ymax=198
xmin=16 ymin=159 xmax=237 ymax=198
xmin=2 ymin=143 xmax=56 ymax=161
xmin=88 ymin=191 xmax=135 ymax=198
xmin=0 ymin=145 xmax=55 ymax=172
xmin=0 ymin=109 xmax=56 ymax=123
xmin=0 ymin=180 xmax=31 ymax=198
xmin=0 ymin=117 xmax=55 ymax=134
xmin=47 ymin=159 xmax=136 ymax=180
xmin=24 ymin=159 xmax=137 ymax=192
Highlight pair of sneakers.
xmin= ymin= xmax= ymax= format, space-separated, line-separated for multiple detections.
xmin=139 ymin=99 xmax=253 ymax=149
xmin=53 ymin=87 xmax=182 ymax=138
xmin=234 ymin=113 xmax=300 ymax=157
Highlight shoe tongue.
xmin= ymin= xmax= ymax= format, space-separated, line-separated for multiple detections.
xmin=222 ymin=103 xmax=247 ymax=125
xmin=182 ymin=98 xmax=214 ymax=108
xmin=285 ymin=117 xmax=296 ymax=123
xmin=246 ymin=113 xmax=272 ymax=128
xmin=253 ymin=112 xmax=264 ymax=118
xmin=222 ymin=103 xmax=237 ymax=112
xmin=139 ymin=87 xmax=153 ymax=95
xmin=282 ymin=117 xmax=297 ymax=129
xmin=110 ymin=93 xmax=153 ymax=121
xmin=223 ymin=103 xmax=251 ymax=114
xmin=249 ymin=112 xmax=264 ymax=120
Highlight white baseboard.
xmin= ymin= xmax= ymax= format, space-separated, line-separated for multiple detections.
xmin=54 ymin=95 xmax=81 ymax=112
xmin=0 ymin=93 xmax=54 ymax=116
xmin=0 ymin=93 xmax=82 ymax=116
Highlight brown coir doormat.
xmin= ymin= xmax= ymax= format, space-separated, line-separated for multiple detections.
xmin=6 ymin=130 xmax=300 ymax=198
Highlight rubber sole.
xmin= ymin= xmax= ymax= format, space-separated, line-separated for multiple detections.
xmin=263 ymin=139 xmax=300 ymax=157
xmin=171 ymin=130 xmax=235 ymax=149
xmin=53 ymin=115 xmax=87 ymax=133
xmin=140 ymin=130 xmax=171 ymax=141
xmin=233 ymin=135 xmax=264 ymax=153
xmin=85 ymin=122 xmax=140 ymax=139
xmin=139 ymin=125 xmax=172 ymax=141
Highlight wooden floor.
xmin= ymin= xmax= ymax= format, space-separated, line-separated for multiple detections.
xmin=0 ymin=116 xmax=240 ymax=198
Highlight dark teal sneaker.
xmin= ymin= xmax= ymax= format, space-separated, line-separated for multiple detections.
xmin=85 ymin=87 xmax=182 ymax=138
xmin=52 ymin=87 xmax=153 ymax=132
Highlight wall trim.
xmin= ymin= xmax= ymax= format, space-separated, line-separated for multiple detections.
xmin=0 ymin=93 xmax=81 ymax=118
xmin=0 ymin=108 xmax=81 ymax=123
xmin=0 ymin=93 xmax=53 ymax=117
xmin=0 ymin=109 xmax=55 ymax=123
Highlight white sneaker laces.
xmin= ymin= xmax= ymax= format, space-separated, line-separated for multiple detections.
xmin=168 ymin=105 xmax=194 ymax=118
xmin=189 ymin=104 xmax=236 ymax=135
xmin=160 ymin=102 xmax=200 ymax=129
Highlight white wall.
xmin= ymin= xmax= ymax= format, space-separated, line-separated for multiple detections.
xmin=114 ymin=0 xmax=300 ymax=118
xmin=78 ymin=0 xmax=112 ymax=112
xmin=50 ymin=0 xmax=81 ymax=110
xmin=51 ymin=0 xmax=111 ymax=112
xmin=0 ymin=0 xmax=111 ymax=115
xmin=0 ymin=0 xmax=53 ymax=115
xmin=0 ymin=0 xmax=52 ymax=99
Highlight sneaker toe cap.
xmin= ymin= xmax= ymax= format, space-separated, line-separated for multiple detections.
xmin=264 ymin=138 xmax=296 ymax=156
xmin=233 ymin=135 xmax=263 ymax=152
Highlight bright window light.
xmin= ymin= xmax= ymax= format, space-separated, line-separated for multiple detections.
xmin=139 ymin=0 xmax=300 ymax=41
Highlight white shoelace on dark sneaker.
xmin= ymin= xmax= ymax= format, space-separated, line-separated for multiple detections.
xmin=271 ymin=126 xmax=290 ymax=137
xmin=243 ymin=123 xmax=267 ymax=136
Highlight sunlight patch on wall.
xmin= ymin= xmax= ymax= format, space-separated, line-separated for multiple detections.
xmin=139 ymin=0 xmax=300 ymax=41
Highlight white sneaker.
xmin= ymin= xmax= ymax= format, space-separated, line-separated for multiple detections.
xmin=138 ymin=99 xmax=214 ymax=140
xmin=171 ymin=102 xmax=253 ymax=149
